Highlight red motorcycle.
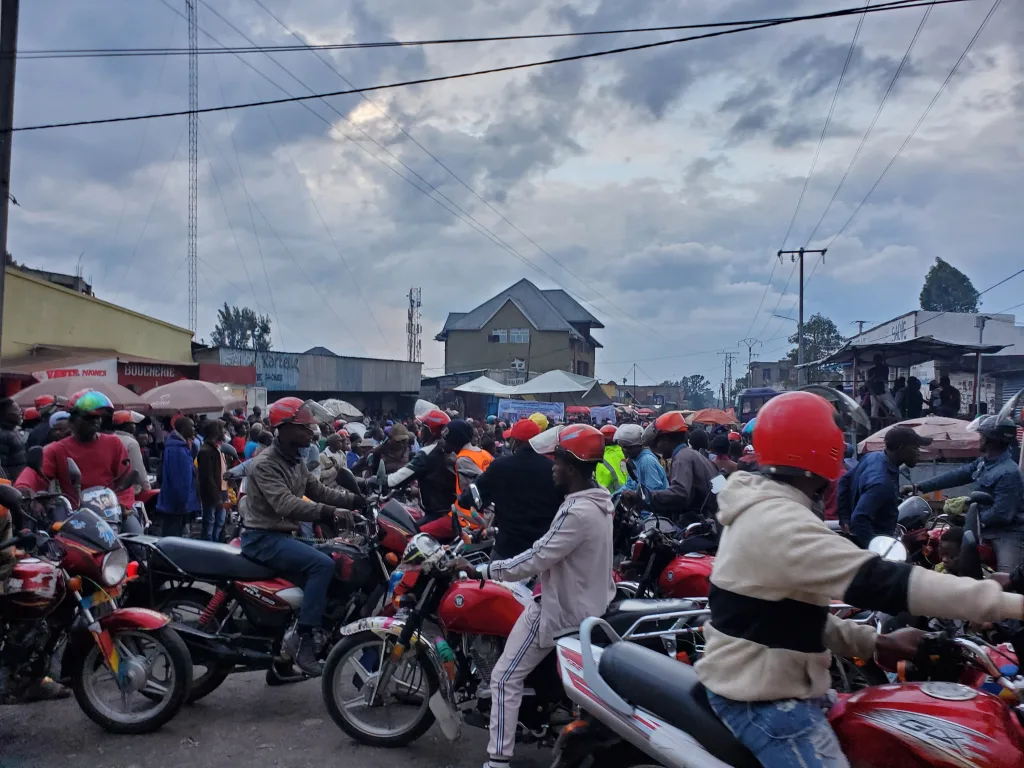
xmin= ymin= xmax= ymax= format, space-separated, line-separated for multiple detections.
xmin=616 ymin=516 xmax=715 ymax=599
xmin=0 ymin=485 xmax=191 ymax=733
xmin=320 ymin=531 xmax=692 ymax=748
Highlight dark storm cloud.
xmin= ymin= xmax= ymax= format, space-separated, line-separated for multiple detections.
xmin=777 ymin=37 xmax=912 ymax=103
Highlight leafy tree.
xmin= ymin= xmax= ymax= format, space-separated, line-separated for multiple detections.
xmin=787 ymin=313 xmax=844 ymax=380
xmin=919 ymin=257 xmax=979 ymax=313
xmin=684 ymin=374 xmax=714 ymax=409
xmin=210 ymin=303 xmax=273 ymax=351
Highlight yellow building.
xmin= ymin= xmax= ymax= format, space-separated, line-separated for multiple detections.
xmin=1 ymin=267 xmax=193 ymax=362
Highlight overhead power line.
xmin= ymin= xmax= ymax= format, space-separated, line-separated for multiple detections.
xmin=11 ymin=0 xmax=974 ymax=133
xmin=13 ymin=2 xmax=950 ymax=59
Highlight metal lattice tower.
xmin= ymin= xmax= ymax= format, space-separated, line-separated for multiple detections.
xmin=406 ymin=287 xmax=422 ymax=362
xmin=186 ymin=0 xmax=198 ymax=331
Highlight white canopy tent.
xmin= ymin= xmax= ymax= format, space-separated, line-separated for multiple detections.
xmin=453 ymin=375 xmax=515 ymax=395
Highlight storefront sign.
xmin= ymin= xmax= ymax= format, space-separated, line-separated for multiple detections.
xmin=496 ymin=399 xmax=565 ymax=423
xmin=122 ymin=363 xmax=178 ymax=379
xmin=118 ymin=361 xmax=188 ymax=392
xmin=256 ymin=353 xmax=300 ymax=390
xmin=33 ymin=358 xmax=117 ymax=381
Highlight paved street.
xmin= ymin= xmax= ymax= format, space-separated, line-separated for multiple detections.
xmin=1 ymin=672 xmax=552 ymax=768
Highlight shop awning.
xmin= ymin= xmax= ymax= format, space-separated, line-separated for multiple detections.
xmin=1 ymin=344 xmax=196 ymax=378
xmin=797 ymin=336 xmax=1007 ymax=370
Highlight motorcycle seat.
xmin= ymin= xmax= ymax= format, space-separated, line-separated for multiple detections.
xmin=153 ymin=537 xmax=276 ymax=581
xmin=601 ymin=598 xmax=699 ymax=636
xmin=598 ymin=641 xmax=760 ymax=768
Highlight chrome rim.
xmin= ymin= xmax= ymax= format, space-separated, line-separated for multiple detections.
xmin=329 ymin=639 xmax=430 ymax=738
xmin=80 ymin=630 xmax=178 ymax=724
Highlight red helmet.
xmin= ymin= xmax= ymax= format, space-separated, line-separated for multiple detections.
xmin=23 ymin=407 xmax=40 ymax=421
xmin=112 ymin=410 xmax=135 ymax=426
xmin=654 ymin=411 xmax=689 ymax=435
xmin=753 ymin=391 xmax=844 ymax=482
xmin=555 ymin=424 xmax=605 ymax=463
xmin=34 ymin=395 xmax=55 ymax=409
xmin=421 ymin=409 xmax=451 ymax=437
xmin=599 ymin=424 xmax=618 ymax=439
xmin=728 ymin=431 xmax=741 ymax=442
xmin=267 ymin=397 xmax=318 ymax=428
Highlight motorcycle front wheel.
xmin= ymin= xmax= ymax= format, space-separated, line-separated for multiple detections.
xmin=322 ymin=630 xmax=438 ymax=747
xmin=70 ymin=626 xmax=192 ymax=734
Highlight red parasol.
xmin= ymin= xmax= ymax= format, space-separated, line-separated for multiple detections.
xmin=689 ymin=408 xmax=736 ymax=426
xmin=565 ymin=406 xmax=590 ymax=415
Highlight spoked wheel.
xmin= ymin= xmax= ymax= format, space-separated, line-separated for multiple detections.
xmin=71 ymin=626 xmax=191 ymax=734
xmin=322 ymin=630 xmax=438 ymax=747
xmin=157 ymin=588 xmax=234 ymax=703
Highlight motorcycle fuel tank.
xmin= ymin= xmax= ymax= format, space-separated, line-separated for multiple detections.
xmin=658 ymin=552 xmax=714 ymax=598
xmin=1 ymin=558 xmax=66 ymax=619
xmin=830 ymin=682 xmax=1024 ymax=767
xmin=437 ymin=579 xmax=525 ymax=637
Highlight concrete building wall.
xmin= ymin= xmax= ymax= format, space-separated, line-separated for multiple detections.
xmin=1 ymin=268 xmax=194 ymax=362
xmin=444 ymin=300 xmax=594 ymax=376
xmin=851 ymin=311 xmax=1022 ymax=355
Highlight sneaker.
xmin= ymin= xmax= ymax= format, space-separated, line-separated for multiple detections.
xmin=282 ymin=630 xmax=324 ymax=677
xmin=482 ymin=760 xmax=510 ymax=768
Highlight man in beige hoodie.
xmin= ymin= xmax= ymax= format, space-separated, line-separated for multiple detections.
xmin=453 ymin=424 xmax=615 ymax=768
xmin=696 ymin=391 xmax=1024 ymax=768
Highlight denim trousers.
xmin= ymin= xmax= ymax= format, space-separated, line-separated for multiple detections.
xmin=990 ymin=532 xmax=1024 ymax=574
xmin=202 ymin=503 xmax=226 ymax=542
xmin=706 ymin=691 xmax=849 ymax=768
xmin=240 ymin=530 xmax=334 ymax=628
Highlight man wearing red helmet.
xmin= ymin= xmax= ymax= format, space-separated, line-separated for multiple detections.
xmin=695 ymin=391 xmax=1024 ymax=768
xmin=381 ymin=409 xmax=456 ymax=522
xmin=240 ymin=397 xmax=366 ymax=677
xmin=452 ymin=424 xmax=615 ymax=768
xmin=455 ymin=418 xmax=564 ymax=560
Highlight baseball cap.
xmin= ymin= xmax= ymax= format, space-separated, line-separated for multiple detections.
xmin=388 ymin=423 xmax=412 ymax=443
xmin=884 ymin=426 xmax=933 ymax=451
xmin=504 ymin=419 xmax=541 ymax=441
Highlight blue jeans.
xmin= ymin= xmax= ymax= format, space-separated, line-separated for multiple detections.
xmin=706 ymin=691 xmax=848 ymax=768
xmin=240 ymin=530 xmax=334 ymax=629
xmin=989 ymin=533 xmax=1024 ymax=574
xmin=202 ymin=504 xmax=226 ymax=541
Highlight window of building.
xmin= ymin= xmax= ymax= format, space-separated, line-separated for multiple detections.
xmin=762 ymin=368 xmax=771 ymax=383
xmin=490 ymin=328 xmax=507 ymax=343
xmin=576 ymin=360 xmax=590 ymax=376
xmin=509 ymin=327 xmax=530 ymax=344
xmin=510 ymin=358 xmax=526 ymax=372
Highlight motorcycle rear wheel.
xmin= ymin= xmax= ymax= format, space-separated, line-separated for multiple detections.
xmin=322 ymin=630 xmax=438 ymax=747
xmin=157 ymin=588 xmax=234 ymax=703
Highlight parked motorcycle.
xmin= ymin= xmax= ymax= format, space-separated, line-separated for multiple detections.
xmin=120 ymin=491 xmax=394 ymax=702
xmin=551 ymin=615 xmax=1024 ymax=767
xmin=0 ymin=484 xmax=191 ymax=733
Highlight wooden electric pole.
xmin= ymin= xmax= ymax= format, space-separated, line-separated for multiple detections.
xmin=778 ymin=247 xmax=826 ymax=386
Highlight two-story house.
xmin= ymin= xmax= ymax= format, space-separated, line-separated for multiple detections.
xmin=435 ymin=279 xmax=603 ymax=383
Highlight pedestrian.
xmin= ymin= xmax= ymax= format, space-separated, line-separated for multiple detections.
xmin=614 ymin=424 xmax=668 ymax=499
xmin=939 ymin=375 xmax=962 ymax=417
xmin=245 ymin=422 xmax=263 ymax=459
xmin=0 ymin=398 xmax=25 ymax=481
xmin=319 ymin=433 xmax=347 ymax=486
xmin=248 ymin=405 xmax=263 ymax=425
xmin=111 ymin=410 xmax=152 ymax=522
xmin=232 ymin=421 xmax=248 ymax=457
xmin=155 ymin=416 xmax=199 ymax=537
xmin=867 ymin=354 xmax=900 ymax=421
xmin=197 ymin=420 xmax=227 ymax=542
xmin=26 ymin=395 xmax=62 ymax=449
xmin=595 ymin=423 xmax=627 ymax=493
xmin=710 ymin=435 xmax=738 ymax=476
xmin=903 ymin=376 xmax=924 ymax=419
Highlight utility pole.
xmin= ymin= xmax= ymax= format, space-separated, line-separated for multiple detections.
xmin=718 ymin=351 xmax=737 ymax=405
xmin=975 ymin=315 xmax=990 ymax=415
xmin=851 ymin=320 xmax=870 ymax=336
xmin=405 ymin=287 xmax=422 ymax=362
xmin=738 ymin=337 xmax=761 ymax=385
xmin=0 ymin=0 xmax=19 ymax=358
xmin=186 ymin=0 xmax=198 ymax=333
xmin=778 ymin=247 xmax=826 ymax=386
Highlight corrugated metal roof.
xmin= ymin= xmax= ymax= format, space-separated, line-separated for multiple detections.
xmin=1 ymin=345 xmax=196 ymax=375
xmin=436 ymin=279 xmax=600 ymax=340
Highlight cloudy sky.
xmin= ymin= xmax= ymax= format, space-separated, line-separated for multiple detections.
xmin=10 ymin=0 xmax=1023 ymax=389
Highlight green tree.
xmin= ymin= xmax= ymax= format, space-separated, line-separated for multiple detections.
xmin=787 ymin=313 xmax=845 ymax=380
xmin=210 ymin=303 xmax=273 ymax=351
xmin=684 ymin=374 xmax=714 ymax=409
xmin=919 ymin=257 xmax=979 ymax=313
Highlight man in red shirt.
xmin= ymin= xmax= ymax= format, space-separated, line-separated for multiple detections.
xmin=22 ymin=391 xmax=132 ymax=508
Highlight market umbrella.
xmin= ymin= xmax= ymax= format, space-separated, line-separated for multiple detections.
xmin=143 ymin=380 xmax=245 ymax=415
xmin=319 ymin=398 xmax=363 ymax=420
xmin=858 ymin=416 xmax=981 ymax=460
xmin=689 ymin=408 xmax=736 ymax=427
xmin=566 ymin=406 xmax=590 ymax=416
xmin=13 ymin=376 xmax=149 ymax=411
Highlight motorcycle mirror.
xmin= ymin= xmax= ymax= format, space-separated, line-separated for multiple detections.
xmin=996 ymin=387 xmax=1024 ymax=425
xmin=710 ymin=474 xmax=727 ymax=495
xmin=964 ymin=502 xmax=982 ymax=545
xmin=625 ymin=458 xmax=638 ymax=482
xmin=376 ymin=456 xmax=388 ymax=485
xmin=470 ymin=483 xmax=483 ymax=510
xmin=867 ymin=536 xmax=908 ymax=563
xmin=0 ymin=483 xmax=23 ymax=513
xmin=219 ymin=442 xmax=238 ymax=462
xmin=960 ymin=529 xmax=983 ymax=579
xmin=114 ymin=469 xmax=139 ymax=493
xmin=67 ymin=458 xmax=82 ymax=490
xmin=26 ymin=445 xmax=43 ymax=473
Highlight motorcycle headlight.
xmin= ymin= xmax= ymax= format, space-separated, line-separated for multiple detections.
xmin=101 ymin=547 xmax=129 ymax=586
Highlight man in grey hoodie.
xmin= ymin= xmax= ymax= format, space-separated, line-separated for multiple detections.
xmin=453 ymin=424 xmax=615 ymax=768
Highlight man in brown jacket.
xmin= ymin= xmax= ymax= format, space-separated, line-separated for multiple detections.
xmin=240 ymin=398 xmax=365 ymax=676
